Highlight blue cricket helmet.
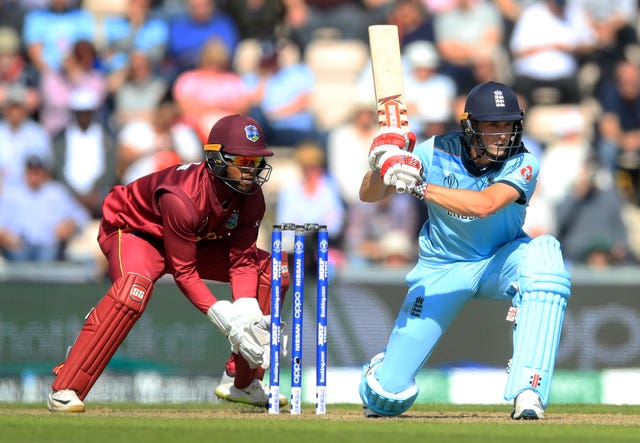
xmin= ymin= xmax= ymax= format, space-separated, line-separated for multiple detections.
xmin=463 ymin=81 xmax=523 ymax=122
xmin=460 ymin=81 xmax=524 ymax=166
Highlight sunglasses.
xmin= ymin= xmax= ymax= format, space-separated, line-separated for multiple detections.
xmin=223 ymin=155 xmax=265 ymax=168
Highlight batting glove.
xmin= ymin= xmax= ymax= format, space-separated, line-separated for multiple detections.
xmin=368 ymin=127 xmax=417 ymax=172
xmin=379 ymin=150 xmax=424 ymax=193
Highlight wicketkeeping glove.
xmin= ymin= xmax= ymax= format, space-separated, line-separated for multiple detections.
xmin=252 ymin=315 xmax=289 ymax=370
xmin=368 ymin=127 xmax=417 ymax=172
xmin=379 ymin=150 xmax=424 ymax=192
xmin=207 ymin=298 xmax=265 ymax=368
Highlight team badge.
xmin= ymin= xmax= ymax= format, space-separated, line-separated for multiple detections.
xmin=244 ymin=125 xmax=260 ymax=142
xmin=225 ymin=211 xmax=239 ymax=229
xmin=494 ymin=89 xmax=505 ymax=108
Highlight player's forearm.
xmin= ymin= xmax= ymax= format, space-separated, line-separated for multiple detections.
xmin=359 ymin=170 xmax=394 ymax=202
xmin=424 ymin=184 xmax=507 ymax=218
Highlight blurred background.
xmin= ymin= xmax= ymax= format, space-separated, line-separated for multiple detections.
xmin=1 ymin=0 xmax=640 ymax=405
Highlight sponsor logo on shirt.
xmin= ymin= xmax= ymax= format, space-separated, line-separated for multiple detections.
xmin=520 ymin=165 xmax=533 ymax=181
xmin=447 ymin=211 xmax=478 ymax=221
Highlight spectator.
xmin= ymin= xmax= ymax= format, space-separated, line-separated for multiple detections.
xmin=243 ymin=40 xmax=323 ymax=148
xmin=219 ymin=0 xmax=284 ymax=41
xmin=0 ymin=154 xmax=90 ymax=262
xmin=572 ymin=0 xmax=638 ymax=97
xmin=275 ymin=139 xmax=346 ymax=268
xmin=434 ymin=0 xmax=505 ymax=93
xmin=100 ymin=0 xmax=169 ymax=77
xmin=283 ymin=0 xmax=389 ymax=51
xmin=0 ymin=83 xmax=51 ymax=189
xmin=0 ymin=1 xmax=27 ymax=38
xmin=167 ymin=0 xmax=239 ymax=78
xmin=52 ymin=88 xmax=119 ymax=219
xmin=0 ymin=26 xmax=40 ymax=115
xmin=402 ymin=40 xmax=457 ymax=140
xmin=493 ymin=0 xmax=537 ymax=43
xmin=509 ymin=0 xmax=597 ymax=105
xmin=596 ymin=59 xmax=640 ymax=175
xmin=535 ymin=107 xmax=592 ymax=208
xmin=344 ymin=193 xmax=418 ymax=267
xmin=556 ymin=156 xmax=635 ymax=267
xmin=116 ymin=96 xmax=202 ymax=184
xmin=173 ymin=38 xmax=251 ymax=142
xmin=39 ymin=39 xmax=107 ymax=136
xmin=22 ymin=0 xmax=95 ymax=73
xmin=388 ymin=0 xmax=435 ymax=48
xmin=111 ymin=50 xmax=169 ymax=129
xmin=326 ymin=96 xmax=378 ymax=206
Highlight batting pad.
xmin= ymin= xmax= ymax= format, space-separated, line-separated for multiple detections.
xmin=359 ymin=353 xmax=418 ymax=416
xmin=504 ymin=291 xmax=567 ymax=406
xmin=52 ymin=273 xmax=153 ymax=399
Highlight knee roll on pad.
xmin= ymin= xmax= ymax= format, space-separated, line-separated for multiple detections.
xmin=517 ymin=235 xmax=571 ymax=298
xmin=359 ymin=353 xmax=418 ymax=416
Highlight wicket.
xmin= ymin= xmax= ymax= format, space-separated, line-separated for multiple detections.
xmin=269 ymin=223 xmax=328 ymax=415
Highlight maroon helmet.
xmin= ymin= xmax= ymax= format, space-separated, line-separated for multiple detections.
xmin=203 ymin=115 xmax=273 ymax=194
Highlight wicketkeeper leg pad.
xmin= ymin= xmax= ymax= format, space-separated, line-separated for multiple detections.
xmin=359 ymin=353 xmax=418 ymax=417
xmin=51 ymin=273 xmax=154 ymax=400
xmin=504 ymin=235 xmax=571 ymax=407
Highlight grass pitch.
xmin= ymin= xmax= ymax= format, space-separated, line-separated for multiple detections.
xmin=1 ymin=402 xmax=639 ymax=443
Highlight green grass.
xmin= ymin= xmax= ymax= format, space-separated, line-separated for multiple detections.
xmin=1 ymin=403 xmax=639 ymax=443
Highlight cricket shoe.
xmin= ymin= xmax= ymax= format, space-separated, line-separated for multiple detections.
xmin=511 ymin=389 xmax=544 ymax=420
xmin=47 ymin=389 xmax=85 ymax=413
xmin=214 ymin=379 xmax=287 ymax=408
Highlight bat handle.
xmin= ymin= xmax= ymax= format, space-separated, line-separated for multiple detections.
xmin=395 ymin=180 xmax=407 ymax=193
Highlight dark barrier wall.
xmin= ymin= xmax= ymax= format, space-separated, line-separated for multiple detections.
xmin=1 ymin=268 xmax=639 ymax=376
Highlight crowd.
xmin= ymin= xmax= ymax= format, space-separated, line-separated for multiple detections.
xmin=0 ymin=0 xmax=639 ymax=269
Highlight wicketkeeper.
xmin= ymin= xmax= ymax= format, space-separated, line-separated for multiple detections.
xmin=47 ymin=115 xmax=289 ymax=412
xmin=359 ymin=81 xmax=571 ymax=420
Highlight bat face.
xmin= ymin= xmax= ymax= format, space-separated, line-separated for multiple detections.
xmin=368 ymin=25 xmax=408 ymax=130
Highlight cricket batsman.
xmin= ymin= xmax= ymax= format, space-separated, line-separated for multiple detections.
xmin=358 ymin=81 xmax=571 ymax=419
xmin=47 ymin=115 xmax=288 ymax=412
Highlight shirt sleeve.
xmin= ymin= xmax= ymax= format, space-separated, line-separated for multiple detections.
xmin=157 ymin=191 xmax=217 ymax=314
xmin=496 ymin=153 xmax=540 ymax=204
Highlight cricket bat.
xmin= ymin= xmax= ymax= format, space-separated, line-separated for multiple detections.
xmin=368 ymin=24 xmax=409 ymax=132
xmin=368 ymin=24 xmax=419 ymax=195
